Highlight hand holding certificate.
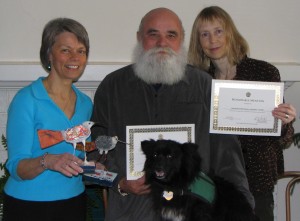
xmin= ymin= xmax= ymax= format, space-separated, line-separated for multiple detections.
xmin=209 ymin=80 xmax=284 ymax=136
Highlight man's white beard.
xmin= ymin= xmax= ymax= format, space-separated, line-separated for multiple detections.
xmin=132 ymin=42 xmax=187 ymax=85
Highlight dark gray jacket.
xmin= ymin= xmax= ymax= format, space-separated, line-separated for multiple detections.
xmin=91 ymin=64 xmax=254 ymax=221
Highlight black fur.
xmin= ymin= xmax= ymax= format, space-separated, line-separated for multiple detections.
xmin=141 ymin=139 xmax=259 ymax=221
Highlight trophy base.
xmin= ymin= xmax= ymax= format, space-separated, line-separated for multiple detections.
xmin=83 ymin=169 xmax=118 ymax=187
xmin=81 ymin=161 xmax=96 ymax=174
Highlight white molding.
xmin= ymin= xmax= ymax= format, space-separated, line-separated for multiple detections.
xmin=0 ymin=62 xmax=299 ymax=83
xmin=0 ymin=62 xmax=128 ymax=82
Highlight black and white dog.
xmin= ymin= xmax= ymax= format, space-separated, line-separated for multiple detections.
xmin=141 ymin=139 xmax=259 ymax=221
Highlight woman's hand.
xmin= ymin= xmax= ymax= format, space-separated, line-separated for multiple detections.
xmin=17 ymin=153 xmax=84 ymax=180
xmin=95 ymin=162 xmax=106 ymax=170
xmin=272 ymin=103 xmax=297 ymax=124
xmin=46 ymin=153 xmax=84 ymax=177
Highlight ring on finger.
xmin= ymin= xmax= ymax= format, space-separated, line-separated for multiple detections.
xmin=285 ymin=113 xmax=289 ymax=119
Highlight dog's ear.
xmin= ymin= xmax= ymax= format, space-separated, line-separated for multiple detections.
xmin=181 ymin=142 xmax=199 ymax=155
xmin=141 ymin=139 xmax=155 ymax=156
xmin=181 ymin=142 xmax=201 ymax=163
xmin=181 ymin=142 xmax=202 ymax=183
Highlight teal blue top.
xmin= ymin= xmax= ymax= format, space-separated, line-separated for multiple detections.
xmin=4 ymin=77 xmax=93 ymax=201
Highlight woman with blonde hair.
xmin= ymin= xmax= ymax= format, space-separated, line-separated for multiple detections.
xmin=188 ymin=6 xmax=296 ymax=221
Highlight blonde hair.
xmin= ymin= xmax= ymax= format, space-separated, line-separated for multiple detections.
xmin=188 ymin=6 xmax=249 ymax=71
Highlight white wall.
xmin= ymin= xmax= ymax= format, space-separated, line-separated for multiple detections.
xmin=0 ymin=0 xmax=300 ymax=220
xmin=0 ymin=0 xmax=300 ymax=64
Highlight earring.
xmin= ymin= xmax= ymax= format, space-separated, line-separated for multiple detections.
xmin=47 ymin=62 xmax=51 ymax=71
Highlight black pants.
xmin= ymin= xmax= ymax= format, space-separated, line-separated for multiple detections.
xmin=3 ymin=191 xmax=87 ymax=221
xmin=254 ymin=192 xmax=274 ymax=221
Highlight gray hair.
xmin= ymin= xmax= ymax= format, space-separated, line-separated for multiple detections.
xmin=39 ymin=18 xmax=89 ymax=72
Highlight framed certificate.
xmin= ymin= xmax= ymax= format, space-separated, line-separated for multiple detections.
xmin=210 ymin=80 xmax=284 ymax=136
xmin=126 ymin=124 xmax=195 ymax=180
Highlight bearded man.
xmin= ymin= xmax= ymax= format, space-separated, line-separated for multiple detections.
xmin=91 ymin=7 xmax=254 ymax=221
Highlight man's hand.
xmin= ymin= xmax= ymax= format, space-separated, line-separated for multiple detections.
xmin=119 ymin=175 xmax=150 ymax=195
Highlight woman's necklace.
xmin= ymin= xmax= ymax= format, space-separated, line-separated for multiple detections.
xmin=44 ymin=78 xmax=73 ymax=113
xmin=215 ymin=65 xmax=236 ymax=80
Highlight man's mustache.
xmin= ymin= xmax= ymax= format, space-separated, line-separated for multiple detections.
xmin=149 ymin=47 xmax=177 ymax=56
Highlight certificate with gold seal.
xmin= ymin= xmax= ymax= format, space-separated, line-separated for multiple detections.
xmin=209 ymin=80 xmax=283 ymax=136
xmin=126 ymin=124 xmax=195 ymax=180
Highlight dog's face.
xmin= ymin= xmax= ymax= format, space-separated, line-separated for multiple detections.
xmin=141 ymin=139 xmax=202 ymax=188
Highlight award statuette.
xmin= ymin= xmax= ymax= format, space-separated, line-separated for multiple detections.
xmin=38 ymin=122 xmax=120 ymax=185
xmin=38 ymin=121 xmax=96 ymax=173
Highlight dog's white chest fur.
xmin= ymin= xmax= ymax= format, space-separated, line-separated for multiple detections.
xmin=162 ymin=208 xmax=185 ymax=221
